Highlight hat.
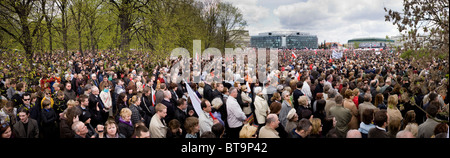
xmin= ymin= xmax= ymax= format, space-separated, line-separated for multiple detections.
xmin=287 ymin=108 xmax=297 ymax=120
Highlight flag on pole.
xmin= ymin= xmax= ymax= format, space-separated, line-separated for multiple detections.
xmin=151 ymin=87 xmax=156 ymax=106
xmin=184 ymin=80 xmax=205 ymax=120
xmin=291 ymin=51 xmax=297 ymax=58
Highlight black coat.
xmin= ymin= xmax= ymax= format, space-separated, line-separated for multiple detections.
xmin=174 ymin=107 xmax=188 ymax=130
xmin=41 ymin=108 xmax=58 ymax=138
xmin=203 ymin=84 xmax=213 ymax=102
xmin=89 ymin=94 xmax=107 ymax=126
xmin=118 ymin=121 xmax=134 ymax=138
xmin=161 ymin=99 xmax=175 ymax=123
xmin=368 ymin=127 xmax=389 ymax=138
xmin=140 ymin=95 xmax=155 ymax=127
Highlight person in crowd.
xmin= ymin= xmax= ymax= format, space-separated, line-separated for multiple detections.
xmin=254 ymin=87 xmax=269 ymax=126
xmin=117 ymin=108 xmax=134 ymax=138
xmin=368 ymin=109 xmax=389 ymax=138
xmin=100 ymin=119 xmax=125 ymax=138
xmin=328 ymin=95 xmax=351 ymax=138
xmin=418 ymin=102 xmax=441 ymax=138
xmin=184 ymin=117 xmax=199 ymax=138
xmin=289 ymin=118 xmax=312 ymax=138
xmin=309 ymin=118 xmax=323 ymax=138
xmin=358 ymin=109 xmax=376 ymax=138
xmin=346 ymin=129 xmax=362 ymax=138
xmin=280 ymin=90 xmax=293 ymax=128
xmin=343 ymin=89 xmax=359 ymax=130
xmin=259 ymin=114 xmax=280 ymax=138
xmin=1 ymin=123 xmax=14 ymax=138
xmin=150 ymin=103 xmax=168 ymax=138
xmin=226 ymin=87 xmax=247 ymax=138
xmin=199 ymin=99 xmax=218 ymax=135
xmin=41 ymin=99 xmax=57 ymax=138
xmin=285 ymin=108 xmax=299 ymax=133
xmin=128 ymin=95 xmax=144 ymax=125
xmin=166 ymin=119 xmax=182 ymax=138
xmin=134 ymin=124 xmax=150 ymax=138
xmin=13 ymin=108 xmax=39 ymax=138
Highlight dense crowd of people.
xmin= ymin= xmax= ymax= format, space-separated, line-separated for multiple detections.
xmin=0 ymin=48 xmax=448 ymax=138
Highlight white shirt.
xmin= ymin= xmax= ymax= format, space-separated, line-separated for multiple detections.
xmin=199 ymin=111 xmax=213 ymax=135
xmin=226 ymin=96 xmax=247 ymax=128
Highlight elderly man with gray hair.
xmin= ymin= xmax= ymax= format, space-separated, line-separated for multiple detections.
xmin=226 ymin=87 xmax=247 ymax=138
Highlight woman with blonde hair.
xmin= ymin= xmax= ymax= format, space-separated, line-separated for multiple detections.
xmin=387 ymin=95 xmax=403 ymax=126
xmin=309 ymin=118 xmax=323 ymax=138
xmin=239 ymin=124 xmax=258 ymax=138
xmin=118 ymin=108 xmax=134 ymax=138
xmin=128 ymin=95 xmax=143 ymax=125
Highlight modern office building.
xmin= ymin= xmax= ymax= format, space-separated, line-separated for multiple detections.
xmin=250 ymin=31 xmax=318 ymax=49
xmin=347 ymin=37 xmax=395 ymax=49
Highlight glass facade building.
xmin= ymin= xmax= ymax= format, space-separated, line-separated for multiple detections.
xmin=250 ymin=31 xmax=318 ymax=49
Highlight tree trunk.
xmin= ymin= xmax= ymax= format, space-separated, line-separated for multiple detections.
xmin=119 ymin=10 xmax=131 ymax=52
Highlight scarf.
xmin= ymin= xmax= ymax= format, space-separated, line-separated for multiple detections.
xmin=119 ymin=117 xmax=133 ymax=127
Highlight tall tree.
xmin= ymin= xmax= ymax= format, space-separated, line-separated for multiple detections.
xmin=216 ymin=2 xmax=247 ymax=53
xmin=0 ymin=0 xmax=38 ymax=60
xmin=70 ymin=0 xmax=85 ymax=55
xmin=109 ymin=0 xmax=149 ymax=53
xmin=55 ymin=0 xmax=69 ymax=54
xmin=385 ymin=0 xmax=449 ymax=64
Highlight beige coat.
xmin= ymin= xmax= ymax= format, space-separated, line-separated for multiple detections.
xmin=254 ymin=95 xmax=269 ymax=124
xmin=343 ymin=99 xmax=359 ymax=130
xmin=149 ymin=114 xmax=168 ymax=138
xmin=259 ymin=125 xmax=280 ymax=138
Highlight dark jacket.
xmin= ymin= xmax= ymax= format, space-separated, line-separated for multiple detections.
xmin=140 ymin=95 xmax=155 ymax=126
xmin=118 ymin=118 xmax=134 ymax=138
xmin=289 ymin=129 xmax=304 ymax=138
xmin=89 ymin=94 xmax=106 ymax=126
xmin=129 ymin=104 xmax=143 ymax=125
xmin=203 ymin=84 xmax=213 ymax=102
xmin=368 ymin=127 xmax=389 ymax=138
xmin=59 ymin=118 xmax=75 ymax=138
xmin=174 ymin=107 xmax=188 ymax=130
xmin=13 ymin=118 xmax=39 ymax=138
xmin=161 ymin=99 xmax=175 ymax=123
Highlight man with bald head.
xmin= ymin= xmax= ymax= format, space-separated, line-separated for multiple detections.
xmin=346 ymin=129 xmax=362 ymax=138
xmin=396 ymin=130 xmax=415 ymax=138
xmin=259 ymin=114 xmax=280 ymax=138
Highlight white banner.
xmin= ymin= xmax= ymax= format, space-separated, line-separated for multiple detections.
xmin=332 ymin=50 xmax=343 ymax=59
xmin=184 ymin=80 xmax=205 ymax=120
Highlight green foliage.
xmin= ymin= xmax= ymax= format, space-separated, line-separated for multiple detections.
xmin=0 ymin=0 xmax=246 ymax=60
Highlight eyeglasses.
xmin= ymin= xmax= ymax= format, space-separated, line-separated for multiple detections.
xmin=23 ymin=99 xmax=30 ymax=101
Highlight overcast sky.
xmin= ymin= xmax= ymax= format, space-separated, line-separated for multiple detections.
xmin=221 ymin=0 xmax=404 ymax=44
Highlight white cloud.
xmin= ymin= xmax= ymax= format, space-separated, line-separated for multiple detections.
xmin=270 ymin=0 xmax=403 ymax=43
xmin=222 ymin=0 xmax=270 ymax=24
xmin=218 ymin=0 xmax=404 ymax=43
